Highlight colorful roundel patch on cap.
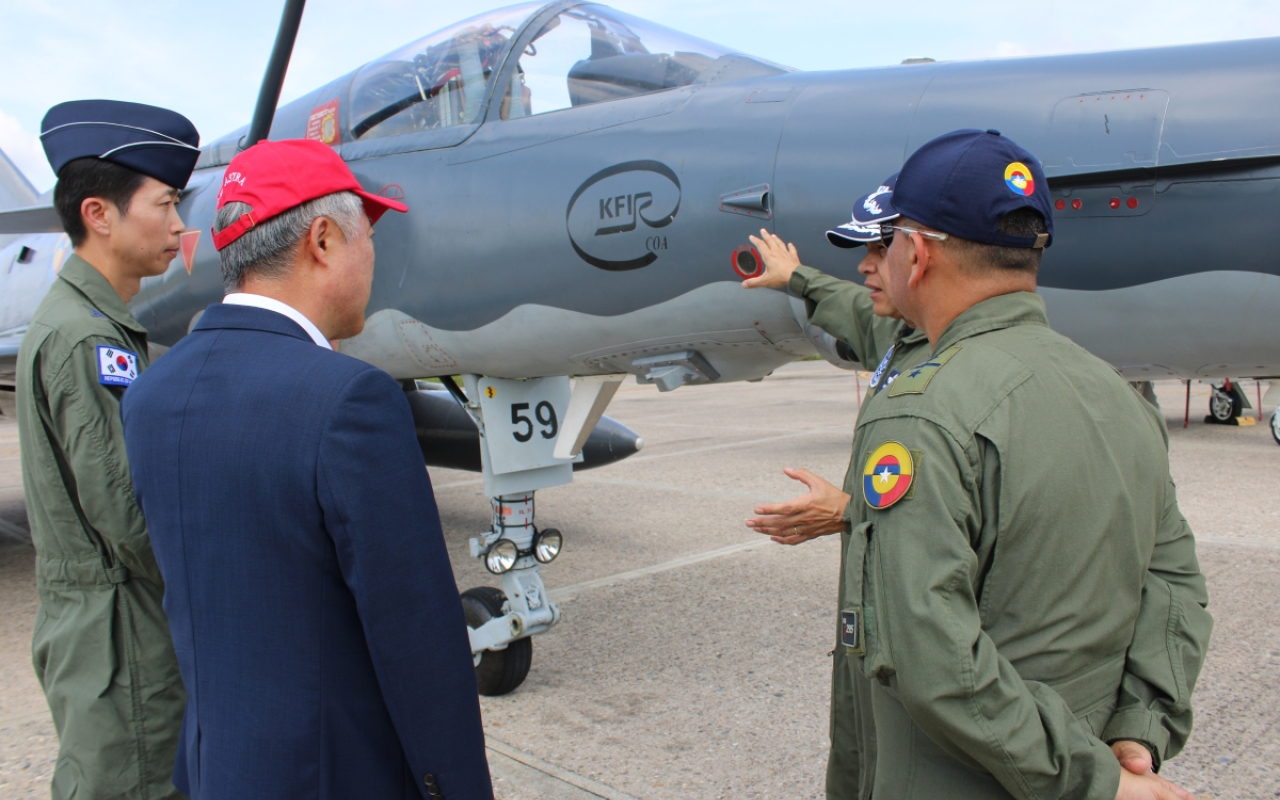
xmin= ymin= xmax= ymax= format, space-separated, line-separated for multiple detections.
xmin=863 ymin=441 xmax=914 ymax=509
xmin=1004 ymin=162 xmax=1035 ymax=197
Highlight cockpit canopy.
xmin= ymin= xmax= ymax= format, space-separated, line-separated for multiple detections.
xmin=348 ymin=3 xmax=537 ymax=140
xmin=348 ymin=2 xmax=744 ymax=139
xmin=498 ymin=4 xmax=737 ymax=119
xmin=194 ymin=2 xmax=782 ymax=166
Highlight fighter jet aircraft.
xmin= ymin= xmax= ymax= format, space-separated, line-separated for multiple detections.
xmin=0 ymin=149 xmax=61 ymax=420
xmin=3 ymin=0 xmax=1280 ymax=693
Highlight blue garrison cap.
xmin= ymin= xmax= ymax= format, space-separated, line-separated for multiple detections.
xmin=893 ymin=129 xmax=1053 ymax=249
xmin=41 ymin=100 xmax=201 ymax=190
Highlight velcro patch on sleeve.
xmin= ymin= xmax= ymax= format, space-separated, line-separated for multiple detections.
xmin=97 ymin=345 xmax=139 ymax=387
xmin=863 ymin=441 xmax=914 ymax=509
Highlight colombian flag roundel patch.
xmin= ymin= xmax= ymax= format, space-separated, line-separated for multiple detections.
xmin=863 ymin=441 xmax=914 ymax=509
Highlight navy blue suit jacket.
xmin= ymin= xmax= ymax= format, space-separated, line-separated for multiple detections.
xmin=122 ymin=304 xmax=492 ymax=800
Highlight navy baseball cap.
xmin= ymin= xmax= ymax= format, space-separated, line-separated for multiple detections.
xmin=850 ymin=173 xmax=899 ymax=225
xmin=827 ymin=173 xmax=899 ymax=248
xmin=893 ymin=129 xmax=1053 ymax=249
xmin=826 ymin=220 xmax=883 ymax=248
xmin=41 ymin=100 xmax=201 ymax=190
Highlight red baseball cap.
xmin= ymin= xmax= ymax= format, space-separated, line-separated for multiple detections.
xmin=211 ymin=138 xmax=408 ymax=250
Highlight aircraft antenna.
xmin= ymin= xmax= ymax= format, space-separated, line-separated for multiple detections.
xmin=244 ymin=0 xmax=308 ymax=149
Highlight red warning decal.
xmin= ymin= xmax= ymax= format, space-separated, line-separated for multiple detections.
xmin=179 ymin=230 xmax=201 ymax=274
xmin=306 ymin=100 xmax=341 ymax=145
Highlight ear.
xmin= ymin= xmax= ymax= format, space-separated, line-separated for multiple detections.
xmin=906 ymin=232 xmax=932 ymax=289
xmin=80 ymin=197 xmax=113 ymax=237
xmin=304 ymin=216 xmax=338 ymax=266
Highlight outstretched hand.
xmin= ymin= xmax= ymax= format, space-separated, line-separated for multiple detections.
xmin=742 ymin=229 xmax=802 ymax=289
xmin=1112 ymin=741 xmax=1196 ymax=800
xmin=745 ymin=468 xmax=850 ymax=545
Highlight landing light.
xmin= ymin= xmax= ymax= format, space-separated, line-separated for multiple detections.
xmin=534 ymin=529 xmax=563 ymax=564
xmin=485 ymin=539 xmax=519 ymax=574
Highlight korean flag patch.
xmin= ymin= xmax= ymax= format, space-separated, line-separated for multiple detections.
xmin=97 ymin=345 xmax=139 ymax=387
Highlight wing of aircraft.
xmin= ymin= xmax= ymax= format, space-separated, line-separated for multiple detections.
xmin=2 ymin=0 xmax=1279 ymax=691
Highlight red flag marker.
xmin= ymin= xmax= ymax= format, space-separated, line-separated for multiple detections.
xmin=180 ymin=230 xmax=201 ymax=274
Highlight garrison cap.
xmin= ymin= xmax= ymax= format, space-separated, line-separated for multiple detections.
xmin=893 ymin=129 xmax=1054 ymax=249
xmin=41 ymin=100 xmax=201 ymax=190
xmin=828 ymin=172 xmax=900 ymax=248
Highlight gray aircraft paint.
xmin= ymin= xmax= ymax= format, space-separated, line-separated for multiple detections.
xmin=4 ymin=1 xmax=1280 ymax=396
xmin=0 ymin=151 xmax=60 ymax=417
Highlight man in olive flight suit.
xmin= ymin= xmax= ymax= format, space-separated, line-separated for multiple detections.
xmin=16 ymin=100 xmax=200 ymax=799
xmin=742 ymin=173 xmax=925 ymax=548
xmin=791 ymin=129 xmax=1212 ymax=800
xmin=740 ymin=175 xmax=936 ymax=799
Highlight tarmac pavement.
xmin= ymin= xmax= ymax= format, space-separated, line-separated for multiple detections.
xmin=0 ymin=364 xmax=1276 ymax=798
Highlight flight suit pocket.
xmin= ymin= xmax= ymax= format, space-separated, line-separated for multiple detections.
xmin=843 ymin=522 xmax=896 ymax=684
xmin=840 ymin=523 xmax=871 ymax=658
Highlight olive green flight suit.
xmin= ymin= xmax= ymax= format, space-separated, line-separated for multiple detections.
xmin=829 ymin=291 xmax=1211 ymax=800
xmin=789 ymin=264 xmax=930 ymax=796
xmin=16 ymin=254 xmax=185 ymax=800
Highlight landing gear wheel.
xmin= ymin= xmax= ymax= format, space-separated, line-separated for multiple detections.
xmin=461 ymin=586 xmax=532 ymax=696
xmin=1271 ymin=408 xmax=1280 ymax=446
xmin=1209 ymin=386 xmax=1242 ymax=423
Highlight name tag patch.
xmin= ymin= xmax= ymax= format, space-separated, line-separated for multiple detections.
xmin=97 ymin=346 xmax=139 ymax=387
xmin=841 ymin=610 xmax=861 ymax=649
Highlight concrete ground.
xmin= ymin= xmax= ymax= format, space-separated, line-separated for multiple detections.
xmin=0 ymin=366 xmax=1276 ymax=799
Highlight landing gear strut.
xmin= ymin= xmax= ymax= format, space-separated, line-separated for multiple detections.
xmin=443 ymin=373 xmax=624 ymax=696
xmin=464 ymin=492 xmax=562 ymax=696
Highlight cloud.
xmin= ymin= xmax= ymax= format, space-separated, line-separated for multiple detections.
xmin=0 ymin=110 xmax=55 ymax=194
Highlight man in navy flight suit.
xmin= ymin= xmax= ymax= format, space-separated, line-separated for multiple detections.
xmin=122 ymin=138 xmax=493 ymax=800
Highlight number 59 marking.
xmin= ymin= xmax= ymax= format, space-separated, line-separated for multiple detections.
xmin=511 ymin=401 xmax=559 ymax=443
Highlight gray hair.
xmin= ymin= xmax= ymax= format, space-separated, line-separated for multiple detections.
xmin=214 ymin=191 xmax=365 ymax=291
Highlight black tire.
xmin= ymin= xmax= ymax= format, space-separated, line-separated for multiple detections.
xmin=460 ymin=586 xmax=532 ymax=696
xmin=1209 ymin=385 xmax=1242 ymax=423
xmin=1271 ymin=408 xmax=1280 ymax=446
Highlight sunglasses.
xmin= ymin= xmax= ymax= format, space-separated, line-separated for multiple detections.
xmin=879 ymin=224 xmax=949 ymax=249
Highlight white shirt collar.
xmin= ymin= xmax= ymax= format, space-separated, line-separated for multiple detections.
xmin=222 ymin=293 xmax=332 ymax=350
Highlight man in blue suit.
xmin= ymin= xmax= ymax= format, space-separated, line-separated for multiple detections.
xmin=122 ymin=139 xmax=493 ymax=800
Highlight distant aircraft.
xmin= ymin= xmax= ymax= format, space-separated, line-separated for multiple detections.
xmin=0 ymin=149 xmax=60 ymax=419
xmin=4 ymin=0 xmax=1280 ymax=692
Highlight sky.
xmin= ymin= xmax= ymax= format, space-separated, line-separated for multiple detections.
xmin=3 ymin=0 xmax=1279 ymax=193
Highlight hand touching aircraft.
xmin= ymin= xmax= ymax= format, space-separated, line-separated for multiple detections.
xmin=3 ymin=0 xmax=1279 ymax=692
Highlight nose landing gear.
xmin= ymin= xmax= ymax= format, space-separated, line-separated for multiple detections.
xmin=464 ymin=492 xmax=563 ymax=696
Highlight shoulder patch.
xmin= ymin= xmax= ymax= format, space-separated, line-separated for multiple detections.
xmin=887 ymin=345 xmax=962 ymax=396
xmin=97 ymin=345 xmax=139 ymax=387
xmin=868 ymin=343 xmax=897 ymax=391
xmin=863 ymin=441 xmax=914 ymax=509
